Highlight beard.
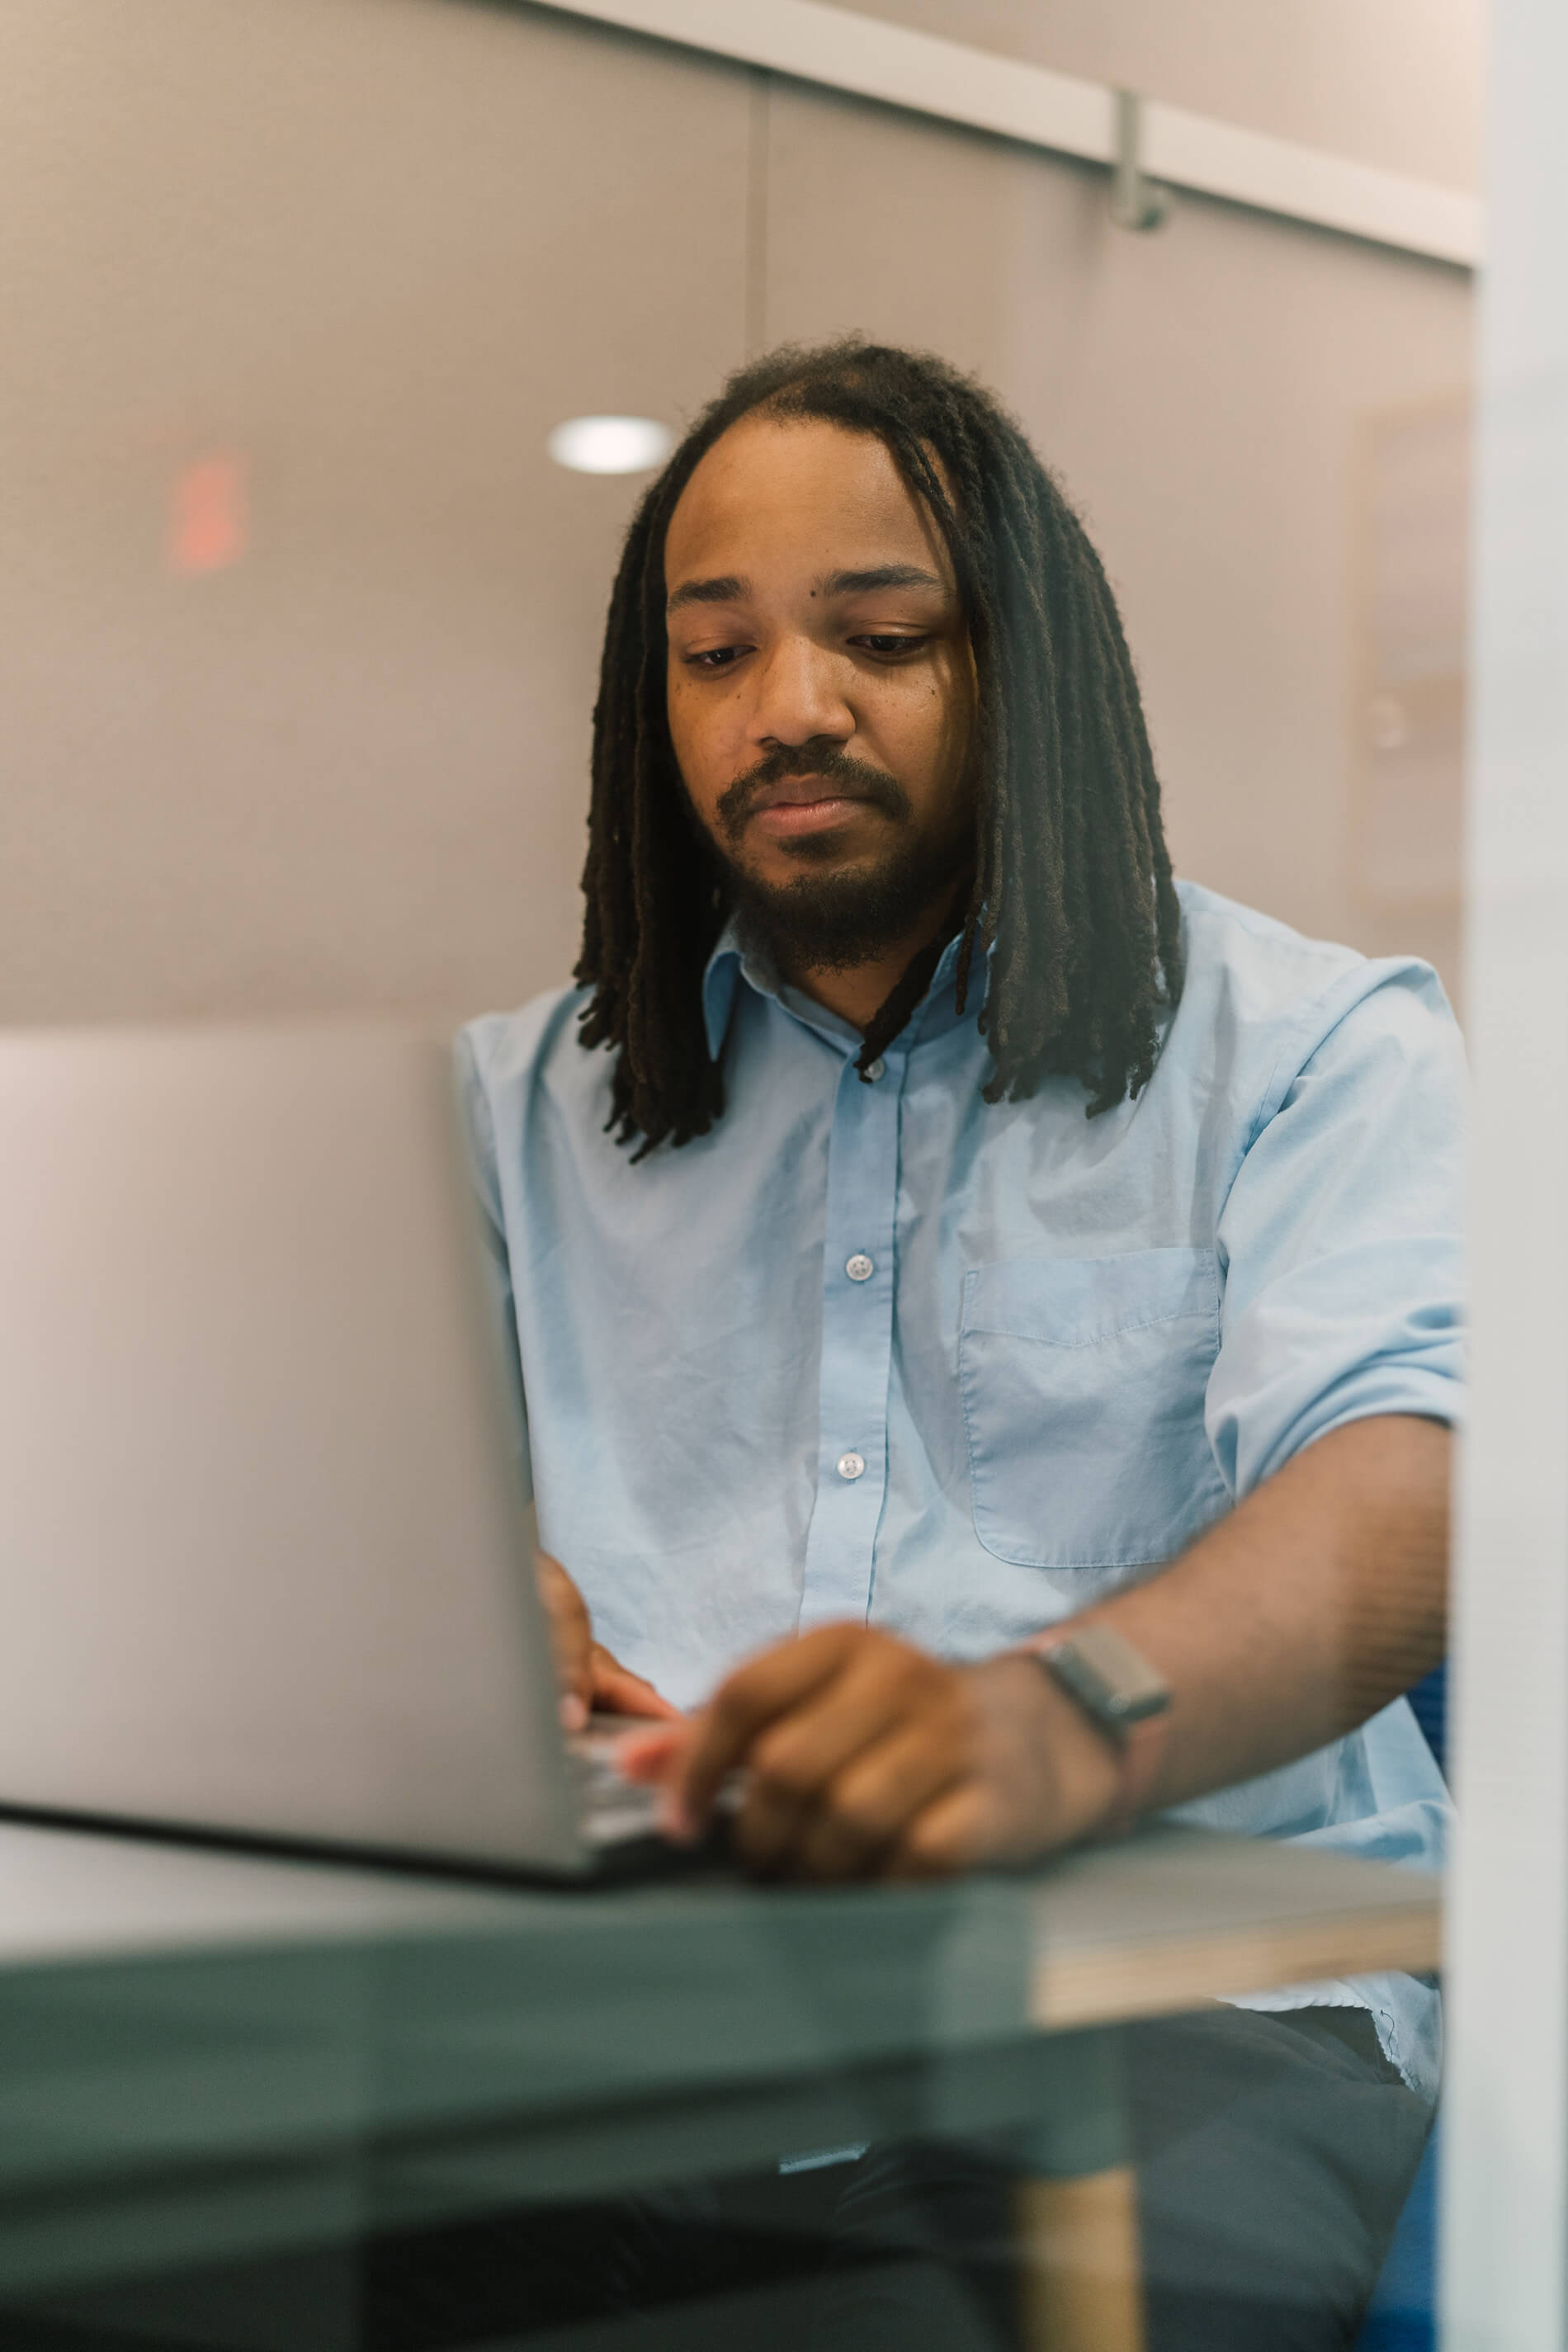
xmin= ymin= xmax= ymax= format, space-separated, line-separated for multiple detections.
xmin=702 ymin=744 xmax=972 ymax=973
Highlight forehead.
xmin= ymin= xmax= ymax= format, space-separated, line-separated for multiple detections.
xmin=664 ymin=414 xmax=949 ymax=589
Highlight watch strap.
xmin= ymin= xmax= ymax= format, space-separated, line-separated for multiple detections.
xmin=1035 ymin=1626 xmax=1172 ymax=1841
xmin=1096 ymin=1704 xmax=1171 ymax=1839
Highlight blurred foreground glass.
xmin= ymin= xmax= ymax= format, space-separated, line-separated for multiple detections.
xmin=0 ymin=2 xmax=1490 ymax=2348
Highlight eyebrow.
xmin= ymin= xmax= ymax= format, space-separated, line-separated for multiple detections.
xmin=666 ymin=563 xmax=947 ymax=614
xmin=819 ymin=564 xmax=947 ymax=597
xmin=666 ymin=574 xmax=748 ymax=613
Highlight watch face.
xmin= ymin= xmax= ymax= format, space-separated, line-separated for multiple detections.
xmin=1051 ymin=1623 xmax=1171 ymax=1726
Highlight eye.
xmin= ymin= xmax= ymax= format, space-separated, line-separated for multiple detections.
xmin=851 ymin=633 xmax=932 ymax=660
xmin=683 ymin=645 xmax=749 ymax=671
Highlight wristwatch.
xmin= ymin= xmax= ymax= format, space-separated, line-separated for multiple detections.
xmin=1034 ymin=1622 xmax=1172 ymax=1840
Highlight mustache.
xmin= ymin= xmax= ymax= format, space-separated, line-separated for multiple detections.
xmin=715 ymin=747 xmax=911 ymax=838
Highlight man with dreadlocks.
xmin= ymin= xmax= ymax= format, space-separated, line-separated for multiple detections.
xmin=456 ymin=342 xmax=1457 ymax=2348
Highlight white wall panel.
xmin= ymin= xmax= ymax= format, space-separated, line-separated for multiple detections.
xmin=536 ymin=0 xmax=1481 ymax=262
xmin=1443 ymin=0 xmax=1568 ymax=2340
xmin=823 ymin=0 xmax=1484 ymax=191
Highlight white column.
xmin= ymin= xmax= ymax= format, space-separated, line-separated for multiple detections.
xmin=1443 ymin=0 xmax=1568 ymax=2345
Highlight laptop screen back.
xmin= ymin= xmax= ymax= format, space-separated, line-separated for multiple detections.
xmin=0 ymin=1026 xmax=586 ymax=1875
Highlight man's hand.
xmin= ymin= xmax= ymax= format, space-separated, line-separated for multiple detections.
xmin=535 ymin=1553 xmax=682 ymax=1729
xmin=613 ymin=1415 xmax=1448 ymax=1872
xmin=618 ymin=1623 xmax=1120 ymax=1879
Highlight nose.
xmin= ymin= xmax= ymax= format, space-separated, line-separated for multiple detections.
xmin=747 ymin=633 xmax=855 ymax=753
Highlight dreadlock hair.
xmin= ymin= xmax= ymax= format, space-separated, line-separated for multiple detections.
xmin=575 ymin=338 xmax=1183 ymax=1158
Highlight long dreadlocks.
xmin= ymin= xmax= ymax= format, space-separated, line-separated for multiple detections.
xmin=575 ymin=339 xmax=1183 ymax=1156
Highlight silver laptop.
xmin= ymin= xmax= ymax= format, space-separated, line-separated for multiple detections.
xmin=0 ymin=1024 xmax=675 ymax=1881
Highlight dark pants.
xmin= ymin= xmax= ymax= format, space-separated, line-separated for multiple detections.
xmin=18 ymin=2005 xmax=1432 ymax=2351
xmin=353 ymin=2003 xmax=1431 ymax=2352
xmin=805 ymin=2006 xmax=1434 ymax=2352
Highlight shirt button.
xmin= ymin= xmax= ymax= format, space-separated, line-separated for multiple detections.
xmin=845 ymin=1253 xmax=875 ymax=1282
xmin=864 ymin=1058 xmax=886 ymax=1082
xmin=837 ymin=1451 xmax=866 ymax=1482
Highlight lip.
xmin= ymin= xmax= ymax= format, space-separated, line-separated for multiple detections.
xmin=751 ymin=795 xmax=871 ymax=837
xmin=749 ymin=775 xmax=865 ymax=810
xmin=746 ymin=777 xmax=881 ymax=836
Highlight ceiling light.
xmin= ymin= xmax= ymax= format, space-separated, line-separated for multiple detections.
xmin=546 ymin=415 xmax=674 ymax=475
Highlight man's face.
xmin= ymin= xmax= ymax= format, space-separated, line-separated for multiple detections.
xmin=664 ymin=415 xmax=975 ymax=969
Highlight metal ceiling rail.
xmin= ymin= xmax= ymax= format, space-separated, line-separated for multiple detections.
xmin=531 ymin=0 xmax=1483 ymax=268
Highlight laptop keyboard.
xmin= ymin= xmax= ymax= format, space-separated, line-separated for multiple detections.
xmin=566 ymin=1726 xmax=667 ymax=1848
xmin=566 ymin=1720 xmax=747 ymax=1852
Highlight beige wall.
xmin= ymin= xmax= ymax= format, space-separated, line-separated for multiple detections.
xmin=0 ymin=0 xmax=1471 ymax=1026
xmin=0 ymin=0 xmax=749 ymax=1023
xmin=758 ymin=78 xmax=1471 ymax=989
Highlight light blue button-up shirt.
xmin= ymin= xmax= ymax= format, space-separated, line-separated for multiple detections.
xmin=458 ymin=880 xmax=1461 ymax=2097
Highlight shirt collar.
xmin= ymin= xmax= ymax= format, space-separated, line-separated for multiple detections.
xmin=700 ymin=923 xmax=744 ymax=1061
xmin=701 ymin=918 xmax=993 ymax=1063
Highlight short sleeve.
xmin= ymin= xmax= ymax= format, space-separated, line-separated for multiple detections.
xmin=453 ymin=1024 xmax=534 ymax=1503
xmin=1206 ymin=961 xmax=1466 ymax=1500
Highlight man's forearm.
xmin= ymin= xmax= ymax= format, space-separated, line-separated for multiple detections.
xmin=630 ymin=1412 xmax=1452 ymax=1878
xmin=1076 ymin=1413 xmax=1451 ymax=1814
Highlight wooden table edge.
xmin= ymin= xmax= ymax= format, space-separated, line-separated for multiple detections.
xmin=1031 ymin=1902 xmax=1442 ymax=2029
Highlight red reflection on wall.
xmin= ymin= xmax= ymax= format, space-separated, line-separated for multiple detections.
xmin=168 ymin=455 xmax=248 ymax=574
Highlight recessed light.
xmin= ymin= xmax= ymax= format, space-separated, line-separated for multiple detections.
xmin=546 ymin=415 xmax=674 ymax=476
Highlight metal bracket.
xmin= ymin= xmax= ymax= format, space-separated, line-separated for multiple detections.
xmin=1110 ymin=91 xmax=1170 ymax=233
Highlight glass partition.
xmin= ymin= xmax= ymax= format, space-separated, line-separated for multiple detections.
xmin=0 ymin=5 xmax=1509 ymax=2349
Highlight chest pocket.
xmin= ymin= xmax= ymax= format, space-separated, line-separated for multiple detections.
xmin=958 ymin=1249 xmax=1230 ymax=1571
